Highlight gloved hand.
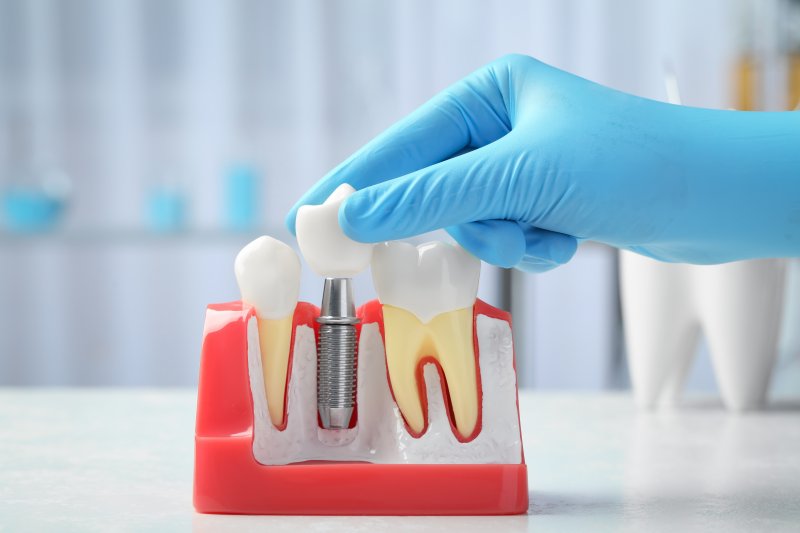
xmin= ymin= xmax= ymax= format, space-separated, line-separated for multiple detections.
xmin=286 ymin=54 xmax=800 ymax=272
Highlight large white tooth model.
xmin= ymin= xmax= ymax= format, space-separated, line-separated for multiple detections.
xmin=620 ymin=251 xmax=786 ymax=411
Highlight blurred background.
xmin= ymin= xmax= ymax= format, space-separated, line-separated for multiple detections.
xmin=0 ymin=0 xmax=798 ymax=394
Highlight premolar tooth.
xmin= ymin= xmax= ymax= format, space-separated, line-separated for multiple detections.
xmin=235 ymin=236 xmax=301 ymax=427
xmin=372 ymin=241 xmax=481 ymax=439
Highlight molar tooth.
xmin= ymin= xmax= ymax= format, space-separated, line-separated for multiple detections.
xmin=372 ymin=241 xmax=481 ymax=439
xmin=235 ymin=236 xmax=301 ymax=427
xmin=372 ymin=241 xmax=479 ymax=323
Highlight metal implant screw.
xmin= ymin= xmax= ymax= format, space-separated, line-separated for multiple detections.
xmin=316 ymin=278 xmax=359 ymax=429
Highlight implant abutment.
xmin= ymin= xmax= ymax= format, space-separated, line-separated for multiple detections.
xmin=316 ymin=278 xmax=359 ymax=430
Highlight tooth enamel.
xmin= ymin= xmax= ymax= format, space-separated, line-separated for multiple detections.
xmin=296 ymin=183 xmax=373 ymax=278
xmin=371 ymin=241 xmax=481 ymax=439
xmin=235 ymin=236 xmax=301 ymax=427
xmin=620 ymin=252 xmax=786 ymax=411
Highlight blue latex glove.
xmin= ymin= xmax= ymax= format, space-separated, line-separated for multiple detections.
xmin=287 ymin=54 xmax=800 ymax=272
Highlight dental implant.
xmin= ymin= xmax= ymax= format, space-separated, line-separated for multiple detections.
xmin=295 ymin=183 xmax=375 ymax=432
xmin=316 ymin=278 xmax=359 ymax=429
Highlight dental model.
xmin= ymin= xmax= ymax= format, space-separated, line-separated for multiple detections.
xmin=296 ymin=183 xmax=374 ymax=429
xmin=234 ymin=236 xmax=300 ymax=428
xmin=194 ymin=233 xmax=528 ymax=514
xmin=372 ymin=241 xmax=481 ymax=440
xmin=620 ymin=252 xmax=786 ymax=411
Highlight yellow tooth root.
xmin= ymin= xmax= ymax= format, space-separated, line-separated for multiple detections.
xmin=257 ymin=315 xmax=294 ymax=428
xmin=428 ymin=309 xmax=480 ymax=438
xmin=382 ymin=305 xmax=480 ymax=439
xmin=383 ymin=307 xmax=428 ymax=434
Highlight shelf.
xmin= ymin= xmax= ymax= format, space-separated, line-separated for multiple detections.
xmin=0 ymin=228 xmax=290 ymax=247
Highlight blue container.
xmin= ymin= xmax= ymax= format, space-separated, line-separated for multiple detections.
xmin=146 ymin=186 xmax=187 ymax=233
xmin=2 ymin=188 xmax=66 ymax=232
xmin=224 ymin=164 xmax=261 ymax=231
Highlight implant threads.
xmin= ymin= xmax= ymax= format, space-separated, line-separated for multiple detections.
xmin=317 ymin=322 xmax=358 ymax=428
xmin=316 ymin=278 xmax=359 ymax=429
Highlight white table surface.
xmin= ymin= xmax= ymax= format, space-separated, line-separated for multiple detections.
xmin=0 ymin=389 xmax=798 ymax=532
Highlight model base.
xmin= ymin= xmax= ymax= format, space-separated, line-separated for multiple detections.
xmin=194 ymin=301 xmax=528 ymax=515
